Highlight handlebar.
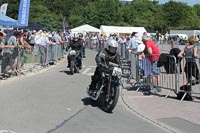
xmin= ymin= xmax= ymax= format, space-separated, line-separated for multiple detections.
xmin=108 ymin=62 xmax=119 ymax=67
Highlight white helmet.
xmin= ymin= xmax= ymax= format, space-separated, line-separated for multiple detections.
xmin=107 ymin=39 xmax=118 ymax=48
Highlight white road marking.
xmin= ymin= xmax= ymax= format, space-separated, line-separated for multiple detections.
xmin=82 ymin=68 xmax=94 ymax=76
xmin=127 ymin=95 xmax=153 ymax=98
xmin=82 ymin=68 xmax=91 ymax=74
xmin=88 ymin=65 xmax=96 ymax=68
xmin=82 ymin=65 xmax=96 ymax=68
xmin=65 ymin=107 xmax=72 ymax=111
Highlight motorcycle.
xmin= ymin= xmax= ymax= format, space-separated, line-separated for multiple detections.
xmin=87 ymin=61 xmax=122 ymax=113
xmin=69 ymin=50 xmax=79 ymax=75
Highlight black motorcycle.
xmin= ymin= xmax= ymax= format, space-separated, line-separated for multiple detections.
xmin=87 ymin=61 xmax=122 ymax=113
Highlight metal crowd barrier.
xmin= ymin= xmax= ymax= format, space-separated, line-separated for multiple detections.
xmin=120 ymin=50 xmax=200 ymax=101
xmin=121 ymin=52 xmax=179 ymax=98
xmin=0 ymin=43 xmax=64 ymax=79
xmin=177 ymin=57 xmax=200 ymax=101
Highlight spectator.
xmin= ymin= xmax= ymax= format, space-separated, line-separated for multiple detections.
xmin=90 ymin=33 xmax=98 ymax=49
xmin=79 ymin=33 xmax=86 ymax=58
xmin=155 ymin=31 xmax=160 ymax=45
xmin=1 ymin=31 xmax=19 ymax=77
xmin=125 ymin=33 xmax=138 ymax=60
xmin=164 ymin=31 xmax=169 ymax=45
xmin=143 ymin=33 xmax=161 ymax=94
xmin=39 ymin=31 xmax=49 ymax=67
xmin=34 ymin=30 xmax=42 ymax=64
xmin=19 ymin=29 xmax=32 ymax=69
xmin=0 ymin=32 xmax=4 ymax=54
xmin=47 ymin=32 xmax=57 ymax=64
xmin=7 ymin=31 xmax=21 ymax=74
xmin=52 ymin=31 xmax=62 ymax=60
xmin=29 ymin=30 xmax=36 ymax=47
xmin=178 ymin=36 xmax=200 ymax=85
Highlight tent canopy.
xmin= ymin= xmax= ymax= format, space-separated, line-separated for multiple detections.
xmin=0 ymin=13 xmax=18 ymax=26
xmin=70 ymin=24 xmax=101 ymax=33
xmin=100 ymin=25 xmax=147 ymax=36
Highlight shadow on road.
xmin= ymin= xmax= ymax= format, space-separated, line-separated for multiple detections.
xmin=81 ymin=97 xmax=98 ymax=107
xmin=59 ymin=70 xmax=72 ymax=75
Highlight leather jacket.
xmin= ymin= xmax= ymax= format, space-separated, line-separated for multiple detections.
xmin=95 ymin=48 xmax=120 ymax=67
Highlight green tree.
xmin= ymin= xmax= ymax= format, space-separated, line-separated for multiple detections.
xmin=1 ymin=0 xmax=200 ymax=32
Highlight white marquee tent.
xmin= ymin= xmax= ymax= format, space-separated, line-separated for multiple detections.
xmin=70 ymin=24 xmax=101 ymax=33
xmin=100 ymin=25 xmax=147 ymax=37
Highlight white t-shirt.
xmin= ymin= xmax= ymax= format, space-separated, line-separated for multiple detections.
xmin=137 ymin=43 xmax=145 ymax=53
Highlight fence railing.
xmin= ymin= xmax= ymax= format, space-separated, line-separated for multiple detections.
xmin=0 ymin=43 xmax=65 ymax=78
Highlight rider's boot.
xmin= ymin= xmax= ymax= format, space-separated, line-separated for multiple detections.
xmin=88 ymin=75 xmax=99 ymax=96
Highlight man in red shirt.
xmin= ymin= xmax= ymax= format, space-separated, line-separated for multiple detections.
xmin=143 ymin=33 xmax=161 ymax=94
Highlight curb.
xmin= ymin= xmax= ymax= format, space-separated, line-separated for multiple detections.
xmin=120 ymin=87 xmax=181 ymax=133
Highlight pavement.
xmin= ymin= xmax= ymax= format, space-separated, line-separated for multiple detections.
xmin=121 ymin=82 xmax=200 ymax=133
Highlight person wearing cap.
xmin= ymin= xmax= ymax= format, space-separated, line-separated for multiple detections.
xmin=178 ymin=36 xmax=199 ymax=85
xmin=143 ymin=33 xmax=161 ymax=94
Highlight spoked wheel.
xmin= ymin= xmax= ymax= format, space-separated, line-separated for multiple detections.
xmin=70 ymin=61 xmax=74 ymax=75
xmin=100 ymin=85 xmax=120 ymax=113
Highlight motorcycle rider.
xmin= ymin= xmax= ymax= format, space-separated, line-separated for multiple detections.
xmin=88 ymin=39 xmax=120 ymax=95
xmin=79 ymin=33 xmax=86 ymax=58
xmin=67 ymin=33 xmax=83 ymax=70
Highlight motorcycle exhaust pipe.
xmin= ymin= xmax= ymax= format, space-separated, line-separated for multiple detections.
xmin=90 ymin=85 xmax=104 ymax=100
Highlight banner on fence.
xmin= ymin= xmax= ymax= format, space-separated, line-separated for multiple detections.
xmin=18 ymin=0 xmax=30 ymax=26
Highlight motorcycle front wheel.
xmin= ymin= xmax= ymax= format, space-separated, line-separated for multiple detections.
xmin=70 ymin=60 xmax=74 ymax=75
xmin=100 ymin=85 xmax=120 ymax=113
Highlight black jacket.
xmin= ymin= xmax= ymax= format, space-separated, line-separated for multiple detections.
xmin=95 ymin=48 xmax=120 ymax=67
xmin=69 ymin=40 xmax=82 ymax=51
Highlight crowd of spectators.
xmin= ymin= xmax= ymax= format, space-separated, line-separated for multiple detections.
xmin=1 ymin=28 xmax=200 ymax=96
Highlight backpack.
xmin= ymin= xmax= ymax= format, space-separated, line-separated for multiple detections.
xmin=177 ymin=84 xmax=193 ymax=101
xmin=157 ymin=53 xmax=176 ymax=74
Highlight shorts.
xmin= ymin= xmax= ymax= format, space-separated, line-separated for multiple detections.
xmin=151 ymin=61 xmax=160 ymax=76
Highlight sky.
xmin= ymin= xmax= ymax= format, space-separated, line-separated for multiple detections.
xmin=158 ymin=0 xmax=200 ymax=6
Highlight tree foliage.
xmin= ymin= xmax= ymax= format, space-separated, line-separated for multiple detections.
xmin=1 ymin=0 xmax=200 ymax=32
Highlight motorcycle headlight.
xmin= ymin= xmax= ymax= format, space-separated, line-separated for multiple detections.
xmin=112 ymin=67 xmax=122 ymax=77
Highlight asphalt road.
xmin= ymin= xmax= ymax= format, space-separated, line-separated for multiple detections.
xmin=0 ymin=49 xmax=175 ymax=133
